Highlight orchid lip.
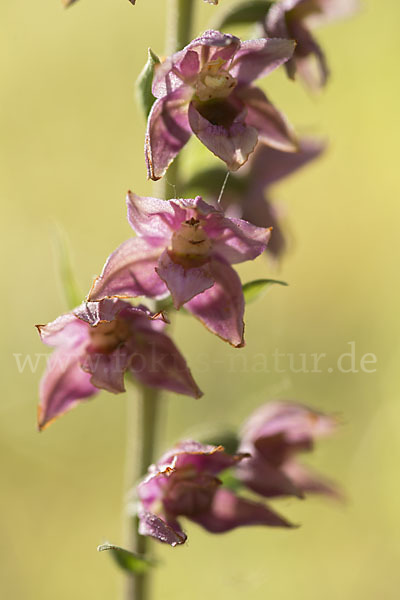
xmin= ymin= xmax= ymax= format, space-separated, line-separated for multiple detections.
xmin=88 ymin=318 xmax=130 ymax=354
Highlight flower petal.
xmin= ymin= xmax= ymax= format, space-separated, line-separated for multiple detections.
xmin=81 ymin=347 xmax=129 ymax=394
xmin=155 ymin=250 xmax=214 ymax=309
xmin=249 ymin=137 xmax=325 ymax=188
xmin=188 ymin=101 xmax=258 ymax=171
xmin=237 ymin=454 xmax=303 ymax=498
xmin=283 ymin=460 xmax=342 ymax=499
xmin=294 ymin=44 xmax=329 ymax=89
xmin=38 ymin=348 xmax=96 ymax=430
xmin=126 ymin=192 xmax=187 ymax=241
xmin=241 ymin=402 xmax=337 ymax=448
xmin=127 ymin=327 xmax=203 ymax=398
xmin=238 ymin=86 xmax=298 ymax=152
xmin=266 ymin=0 xmax=298 ymax=38
xmin=229 ymin=38 xmax=296 ymax=85
xmin=193 ymin=488 xmax=294 ymax=532
xmin=87 ymin=237 xmax=166 ymax=301
xmin=231 ymin=191 xmax=286 ymax=259
xmin=138 ymin=511 xmax=187 ymax=546
xmin=74 ymin=298 xmax=130 ymax=326
xmin=205 ymin=213 xmax=271 ymax=264
xmin=164 ymin=441 xmax=245 ymax=475
xmin=36 ymin=313 xmax=88 ymax=349
xmin=186 ymin=257 xmax=244 ymax=347
xmin=152 ymin=30 xmax=240 ymax=98
xmin=145 ymin=88 xmax=192 ymax=181
xmin=304 ymin=0 xmax=359 ymax=28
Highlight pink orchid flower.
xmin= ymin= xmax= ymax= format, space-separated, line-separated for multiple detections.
xmin=36 ymin=298 xmax=201 ymax=430
xmin=138 ymin=441 xmax=293 ymax=546
xmin=237 ymin=401 xmax=339 ymax=498
xmin=88 ymin=194 xmax=272 ymax=347
xmin=145 ymin=29 xmax=297 ymax=180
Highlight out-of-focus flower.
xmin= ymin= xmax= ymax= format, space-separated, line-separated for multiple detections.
xmin=237 ymin=401 xmax=338 ymax=498
xmin=88 ymin=194 xmax=271 ymax=347
xmin=146 ymin=29 xmax=297 ymax=180
xmin=138 ymin=441 xmax=293 ymax=546
xmin=36 ymin=298 xmax=201 ymax=430
xmin=266 ymin=0 xmax=358 ymax=89
xmin=185 ymin=137 xmax=325 ymax=259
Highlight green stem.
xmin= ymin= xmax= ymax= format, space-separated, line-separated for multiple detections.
xmin=124 ymin=386 xmax=160 ymax=600
xmin=167 ymin=0 xmax=196 ymax=54
xmin=123 ymin=3 xmax=194 ymax=599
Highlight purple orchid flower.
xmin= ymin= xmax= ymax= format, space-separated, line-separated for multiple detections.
xmin=36 ymin=298 xmax=201 ymax=430
xmin=88 ymin=193 xmax=272 ymax=347
xmin=266 ymin=0 xmax=358 ymax=89
xmin=145 ymin=29 xmax=297 ymax=180
xmin=137 ymin=440 xmax=293 ymax=546
xmin=237 ymin=401 xmax=339 ymax=498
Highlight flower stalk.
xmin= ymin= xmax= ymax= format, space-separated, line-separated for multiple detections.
xmin=167 ymin=0 xmax=195 ymax=54
xmin=124 ymin=3 xmax=195 ymax=598
xmin=124 ymin=385 xmax=160 ymax=600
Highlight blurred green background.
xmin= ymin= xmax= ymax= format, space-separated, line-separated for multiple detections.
xmin=1 ymin=0 xmax=399 ymax=598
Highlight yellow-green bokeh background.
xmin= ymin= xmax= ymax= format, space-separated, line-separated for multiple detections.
xmin=1 ymin=0 xmax=399 ymax=598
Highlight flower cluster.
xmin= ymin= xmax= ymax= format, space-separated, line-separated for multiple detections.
xmin=137 ymin=402 xmax=337 ymax=546
xmin=37 ymin=0 xmax=356 ymax=563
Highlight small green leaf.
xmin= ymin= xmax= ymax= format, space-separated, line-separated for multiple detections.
xmin=212 ymin=0 xmax=272 ymax=30
xmin=53 ymin=225 xmax=82 ymax=310
xmin=135 ymin=48 xmax=160 ymax=118
xmin=243 ymin=278 xmax=288 ymax=304
xmin=97 ymin=543 xmax=153 ymax=575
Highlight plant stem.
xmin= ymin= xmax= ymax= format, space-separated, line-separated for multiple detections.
xmin=167 ymin=0 xmax=196 ymax=54
xmin=123 ymin=3 xmax=194 ymax=599
xmin=124 ymin=386 xmax=160 ymax=600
